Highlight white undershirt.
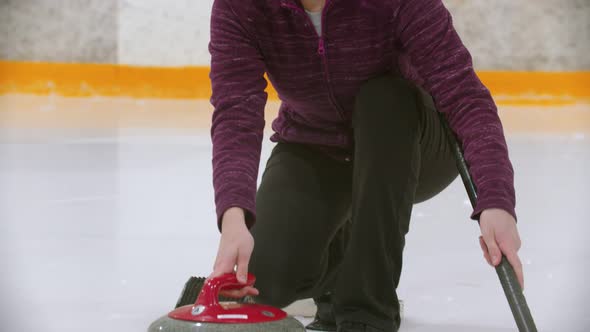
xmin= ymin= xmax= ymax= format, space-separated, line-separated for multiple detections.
xmin=305 ymin=10 xmax=322 ymax=36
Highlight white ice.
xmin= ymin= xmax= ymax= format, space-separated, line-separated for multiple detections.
xmin=0 ymin=128 xmax=588 ymax=332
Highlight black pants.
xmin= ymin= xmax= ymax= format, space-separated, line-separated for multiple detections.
xmin=249 ymin=75 xmax=459 ymax=331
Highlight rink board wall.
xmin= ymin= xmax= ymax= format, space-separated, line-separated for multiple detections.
xmin=2 ymin=0 xmax=588 ymax=69
xmin=1 ymin=0 xmax=589 ymax=131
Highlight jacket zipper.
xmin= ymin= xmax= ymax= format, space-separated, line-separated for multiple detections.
xmin=281 ymin=1 xmax=346 ymax=121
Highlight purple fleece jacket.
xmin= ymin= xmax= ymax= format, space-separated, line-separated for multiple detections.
xmin=209 ymin=0 xmax=516 ymax=227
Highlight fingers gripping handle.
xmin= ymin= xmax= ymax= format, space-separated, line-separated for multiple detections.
xmin=195 ymin=273 xmax=256 ymax=307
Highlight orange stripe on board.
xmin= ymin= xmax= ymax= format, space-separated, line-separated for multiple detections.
xmin=477 ymin=71 xmax=590 ymax=105
xmin=0 ymin=61 xmax=217 ymax=99
xmin=0 ymin=61 xmax=588 ymax=105
xmin=0 ymin=61 xmax=279 ymax=100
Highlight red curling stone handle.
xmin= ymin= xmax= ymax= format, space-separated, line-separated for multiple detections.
xmin=168 ymin=273 xmax=288 ymax=324
xmin=195 ymin=273 xmax=256 ymax=307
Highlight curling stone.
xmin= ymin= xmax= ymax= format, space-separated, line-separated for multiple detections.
xmin=148 ymin=273 xmax=306 ymax=332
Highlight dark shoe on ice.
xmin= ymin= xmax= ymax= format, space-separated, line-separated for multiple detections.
xmin=337 ymin=321 xmax=390 ymax=332
xmin=306 ymin=293 xmax=403 ymax=332
xmin=306 ymin=293 xmax=337 ymax=331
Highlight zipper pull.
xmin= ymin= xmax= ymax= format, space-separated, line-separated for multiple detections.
xmin=318 ymin=38 xmax=325 ymax=55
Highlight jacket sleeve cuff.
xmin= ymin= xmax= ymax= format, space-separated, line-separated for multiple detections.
xmin=471 ymin=197 xmax=517 ymax=223
xmin=216 ymin=196 xmax=256 ymax=232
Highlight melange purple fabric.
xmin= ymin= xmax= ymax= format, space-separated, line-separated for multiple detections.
xmin=209 ymin=0 xmax=516 ymax=227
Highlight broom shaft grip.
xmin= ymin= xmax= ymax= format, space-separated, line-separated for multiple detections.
xmin=496 ymin=257 xmax=537 ymax=332
xmin=439 ymin=113 xmax=537 ymax=332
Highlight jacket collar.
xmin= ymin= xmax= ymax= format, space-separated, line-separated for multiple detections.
xmin=280 ymin=0 xmax=336 ymax=11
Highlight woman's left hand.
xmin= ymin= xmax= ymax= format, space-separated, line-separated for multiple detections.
xmin=478 ymin=208 xmax=524 ymax=290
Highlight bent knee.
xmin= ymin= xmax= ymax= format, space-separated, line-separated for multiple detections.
xmin=250 ymin=251 xmax=323 ymax=308
xmin=354 ymin=74 xmax=421 ymax=129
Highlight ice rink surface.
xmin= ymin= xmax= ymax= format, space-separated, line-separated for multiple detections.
xmin=1 ymin=114 xmax=588 ymax=331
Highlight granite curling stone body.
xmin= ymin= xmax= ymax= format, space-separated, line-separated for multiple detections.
xmin=148 ymin=273 xmax=306 ymax=332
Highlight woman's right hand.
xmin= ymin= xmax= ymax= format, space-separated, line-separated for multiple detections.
xmin=209 ymin=207 xmax=259 ymax=298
